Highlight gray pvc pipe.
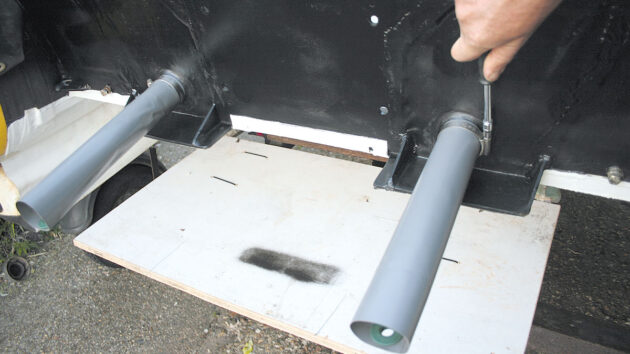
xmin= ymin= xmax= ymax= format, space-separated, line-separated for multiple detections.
xmin=16 ymin=72 xmax=184 ymax=231
xmin=351 ymin=119 xmax=481 ymax=353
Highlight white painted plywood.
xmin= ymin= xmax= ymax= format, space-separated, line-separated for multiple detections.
xmin=541 ymin=169 xmax=630 ymax=202
xmin=75 ymin=136 xmax=559 ymax=353
xmin=230 ymin=114 xmax=389 ymax=158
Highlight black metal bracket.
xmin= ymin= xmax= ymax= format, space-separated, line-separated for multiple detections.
xmin=374 ymin=134 xmax=550 ymax=216
xmin=54 ymin=76 xmax=91 ymax=92
xmin=146 ymin=103 xmax=232 ymax=149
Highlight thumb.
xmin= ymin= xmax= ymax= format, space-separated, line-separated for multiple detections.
xmin=451 ymin=36 xmax=488 ymax=62
xmin=483 ymin=36 xmax=528 ymax=82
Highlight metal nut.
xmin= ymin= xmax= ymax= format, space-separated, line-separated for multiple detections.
xmin=100 ymin=84 xmax=112 ymax=96
xmin=607 ymin=166 xmax=624 ymax=185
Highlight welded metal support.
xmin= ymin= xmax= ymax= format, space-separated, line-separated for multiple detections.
xmin=147 ymin=103 xmax=232 ymax=148
xmin=17 ymin=71 xmax=185 ymax=231
xmin=351 ymin=113 xmax=482 ymax=353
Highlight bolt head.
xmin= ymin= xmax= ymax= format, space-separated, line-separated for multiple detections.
xmin=100 ymin=85 xmax=112 ymax=96
xmin=607 ymin=166 xmax=624 ymax=185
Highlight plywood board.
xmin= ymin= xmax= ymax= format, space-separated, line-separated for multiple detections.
xmin=541 ymin=169 xmax=630 ymax=202
xmin=230 ymin=114 xmax=388 ymax=158
xmin=75 ymin=137 xmax=560 ymax=353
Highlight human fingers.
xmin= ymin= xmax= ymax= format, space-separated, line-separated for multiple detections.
xmin=483 ymin=36 xmax=529 ymax=82
xmin=451 ymin=36 xmax=488 ymax=62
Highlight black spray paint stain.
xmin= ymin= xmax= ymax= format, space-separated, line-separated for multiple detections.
xmin=239 ymin=248 xmax=340 ymax=284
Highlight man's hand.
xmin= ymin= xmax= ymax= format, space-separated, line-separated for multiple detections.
xmin=451 ymin=0 xmax=562 ymax=82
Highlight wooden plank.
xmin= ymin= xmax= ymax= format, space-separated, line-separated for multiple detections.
xmin=265 ymin=134 xmax=389 ymax=162
xmin=541 ymin=169 xmax=630 ymax=202
xmin=230 ymin=114 xmax=389 ymax=158
xmin=75 ymin=136 xmax=560 ymax=353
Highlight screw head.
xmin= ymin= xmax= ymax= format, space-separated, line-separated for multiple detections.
xmin=607 ymin=166 xmax=624 ymax=185
xmin=0 ymin=62 xmax=6 ymax=73
xmin=379 ymin=106 xmax=389 ymax=115
xmin=146 ymin=78 xmax=153 ymax=87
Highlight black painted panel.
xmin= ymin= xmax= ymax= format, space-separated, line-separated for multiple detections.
xmin=4 ymin=0 xmax=629 ymax=183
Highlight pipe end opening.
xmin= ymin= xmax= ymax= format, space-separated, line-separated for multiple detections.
xmin=371 ymin=325 xmax=403 ymax=346
xmin=351 ymin=321 xmax=409 ymax=353
xmin=16 ymin=201 xmax=50 ymax=231
xmin=4 ymin=257 xmax=29 ymax=281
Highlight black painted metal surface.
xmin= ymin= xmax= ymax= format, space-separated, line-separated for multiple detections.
xmin=0 ymin=0 xmax=24 ymax=76
xmin=2 ymin=0 xmax=629 ymax=213
xmin=147 ymin=103 xmax=232 ymax=148
xmin=374 ymin=134 xmax=550 ymax=215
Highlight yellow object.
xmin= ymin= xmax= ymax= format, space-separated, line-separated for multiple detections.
xmin=0 ymin=104 xmax=6 ymax=156
xmin=242 ymin=339 xmax=253 ymax=354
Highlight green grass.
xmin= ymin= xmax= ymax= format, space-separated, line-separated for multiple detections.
xmin=0 ymin=220 xmax=37 ymax=263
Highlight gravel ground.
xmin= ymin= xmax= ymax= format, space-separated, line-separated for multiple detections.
xmin=1 ymin=135 xmax=628 ymax=353
xmin=0 ymin=135 xmax=334 ymax=353
xmin=538 ymin=191 xmax=630 ymax=327
xmin=0 ymin=232 xmax=332 ymax=353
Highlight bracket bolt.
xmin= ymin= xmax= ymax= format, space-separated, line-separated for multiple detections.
xmin=100 ymin=84 xmax=112 ymax=96
xmin=607 ymin=166 xmax=624 ymax=185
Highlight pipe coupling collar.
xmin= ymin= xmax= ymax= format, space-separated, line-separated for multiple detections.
xmin=439 ymin=112 xmax=484 ymax=154
xmin=157 ymin=70 xmax=186 ymax=102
